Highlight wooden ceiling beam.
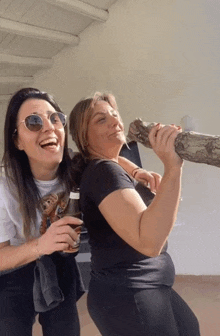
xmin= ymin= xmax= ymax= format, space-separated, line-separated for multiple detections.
xmin=0 ymin=18 xmax=79 ymax=45
xmin=0 ymin=95 xmax=12 ymax=103
xmin=0 ymin=54 xmax=53 ymax=68
xmin=43 ymin=0 xmax=109 ymax=22
xmin=0 ymin=76 xmax=33 ymax=84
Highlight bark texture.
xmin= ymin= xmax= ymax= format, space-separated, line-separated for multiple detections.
xmin=127 ymin=119 xmax=220 ymax=168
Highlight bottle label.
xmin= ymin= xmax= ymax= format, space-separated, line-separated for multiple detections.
xmin=69 ymin=191 xmax=80 ymax=200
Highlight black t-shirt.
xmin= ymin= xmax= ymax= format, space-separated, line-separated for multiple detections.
xmin=80 ymin=159 xmax=175 ymax=288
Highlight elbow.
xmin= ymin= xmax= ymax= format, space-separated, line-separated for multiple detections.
xmin=145 ymin=249 xmax=161 ymax=258
xmin=139 ymin=245 xmax=161 ymax=258
xmin=0 ymin=262 xmax=7 ymax=272
xmin=139 ymin=239 xmax=164 ymax=258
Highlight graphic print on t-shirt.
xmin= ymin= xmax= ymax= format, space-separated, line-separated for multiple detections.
xmin=39 ymin=191 xmax=69 ymax=235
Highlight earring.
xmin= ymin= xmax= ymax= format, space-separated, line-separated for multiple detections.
xmin=16 ymin=142 xmax=23 ymax=151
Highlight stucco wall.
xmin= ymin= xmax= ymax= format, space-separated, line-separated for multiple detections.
xmin=26 ymin=0 xmax=220 ymax=274
xmin=0 ymin=102 xmax=7 ymax=156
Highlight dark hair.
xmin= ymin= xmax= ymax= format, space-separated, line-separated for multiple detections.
xmin=1 ymin=87 xmax=77 ymax=239
xmin=69 ymin=92 xmax=118 ymax=158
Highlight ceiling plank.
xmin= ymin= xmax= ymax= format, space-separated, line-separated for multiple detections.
xmin=0 ymin=53 xmax=53 ymax=68
xmin=43 ymin=0 xmax=109 ymax=22
xmin=0 ymin=94 xmax=12 ymax=102
xmin=0 ymin=76 xmax=33 ymax=84
xmin=0 ymin=0 xmax=36 ymax=21
xmin=0 ymin=18 xmax=79 ymax=45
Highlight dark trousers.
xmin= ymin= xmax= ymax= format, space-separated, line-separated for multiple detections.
xmin=0 ymin=255 xmax=81 ymax=336
xmin=87 ymin=279 xmax=200 ymax=336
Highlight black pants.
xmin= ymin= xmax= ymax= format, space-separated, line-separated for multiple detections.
xmin=87 ymin=279 xmax=200 ymax=336
xmin=0 ymin=254 xmax=81 ymax=336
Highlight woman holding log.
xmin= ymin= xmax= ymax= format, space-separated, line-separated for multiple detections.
xmin=0 ymin=87 xmax=158 ymax=336
xmin=69 ymin=92 xmax=200 ymax=336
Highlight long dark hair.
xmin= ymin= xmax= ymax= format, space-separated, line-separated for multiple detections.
xmin=1 ymin=87 xmax=77 ymax=239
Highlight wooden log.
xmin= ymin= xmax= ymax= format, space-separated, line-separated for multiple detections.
xmin=127 ymin=118 xmax=220 ymax=168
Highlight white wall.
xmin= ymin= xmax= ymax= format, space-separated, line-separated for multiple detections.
xmin=0 ymin=102 xmax=7 ymax=157
xmin=32 ymin=0 xmax=220 ymax=275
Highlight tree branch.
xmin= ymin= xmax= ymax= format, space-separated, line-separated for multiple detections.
xmin=127 ymin=119 xmax=220 ymax=168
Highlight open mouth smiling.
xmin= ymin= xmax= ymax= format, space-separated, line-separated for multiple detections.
xmin=40 ymin=138 xmax=58 ymax=148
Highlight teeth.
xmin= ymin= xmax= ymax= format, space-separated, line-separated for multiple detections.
xmin=40 ymin=138 xmax=57 ymax=146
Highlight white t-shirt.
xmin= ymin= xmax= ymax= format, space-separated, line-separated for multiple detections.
xmin=0 ymin=176 xmax=65 ymax=245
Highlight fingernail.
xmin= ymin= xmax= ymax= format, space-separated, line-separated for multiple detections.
xmin=73 ymin=238 xmax=80 ymax=247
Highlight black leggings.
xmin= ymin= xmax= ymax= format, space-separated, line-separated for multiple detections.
xmin=0 ymin=255 xmax=80 ymax=336
xmin=87 ymin=279 xmax=200 ymax=336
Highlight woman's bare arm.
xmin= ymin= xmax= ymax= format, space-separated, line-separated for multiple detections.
xmin=99 ymin=125 xmax=183 ymax=257
xmin=0 ymin=216 xmax=82 ymax=271
xmin=0 ymin=240 xmax=42 ymax=271
xmin=118 ymin=156 xmax=161 ymax=192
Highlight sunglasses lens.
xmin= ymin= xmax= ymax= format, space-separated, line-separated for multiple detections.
xmin=25 ymin=115 xmax=43 ymax=132
xmin=50 ymin=112 xmax=66 ymax=128
xmin=24 ymin=112 xmax=66 ymax=132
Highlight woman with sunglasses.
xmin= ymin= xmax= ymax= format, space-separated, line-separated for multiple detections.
xmin=69 ymin=92 xmax=200 ymax=336
xmin=0 ymin=87 xmax=87 ymax=336
xmin=0 ymin=87 xmax=161 ymax=335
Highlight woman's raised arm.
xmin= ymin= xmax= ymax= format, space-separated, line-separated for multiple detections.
xmin=98 ymin=125 xmax=183 ymax=257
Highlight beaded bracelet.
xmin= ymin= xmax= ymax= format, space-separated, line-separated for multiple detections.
xmin=131 ymin=167 xmax=141 ymax=178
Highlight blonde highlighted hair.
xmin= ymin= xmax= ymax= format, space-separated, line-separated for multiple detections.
xmin=69 ymin=92 xmax=118 ymax=158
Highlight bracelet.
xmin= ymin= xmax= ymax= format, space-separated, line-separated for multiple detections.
xmin=131 ymin=167 xmax=141 ymax=178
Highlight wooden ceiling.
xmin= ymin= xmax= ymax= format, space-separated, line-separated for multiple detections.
xmin=0 ymin=0 xmax=117 ymax=102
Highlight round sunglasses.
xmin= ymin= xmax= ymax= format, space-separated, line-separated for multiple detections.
xmin=15 ymin=112 xmax=67 ymax=133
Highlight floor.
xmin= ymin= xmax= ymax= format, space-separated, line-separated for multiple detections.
xmin=33 ymin=275 xmax=220 ymax=336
